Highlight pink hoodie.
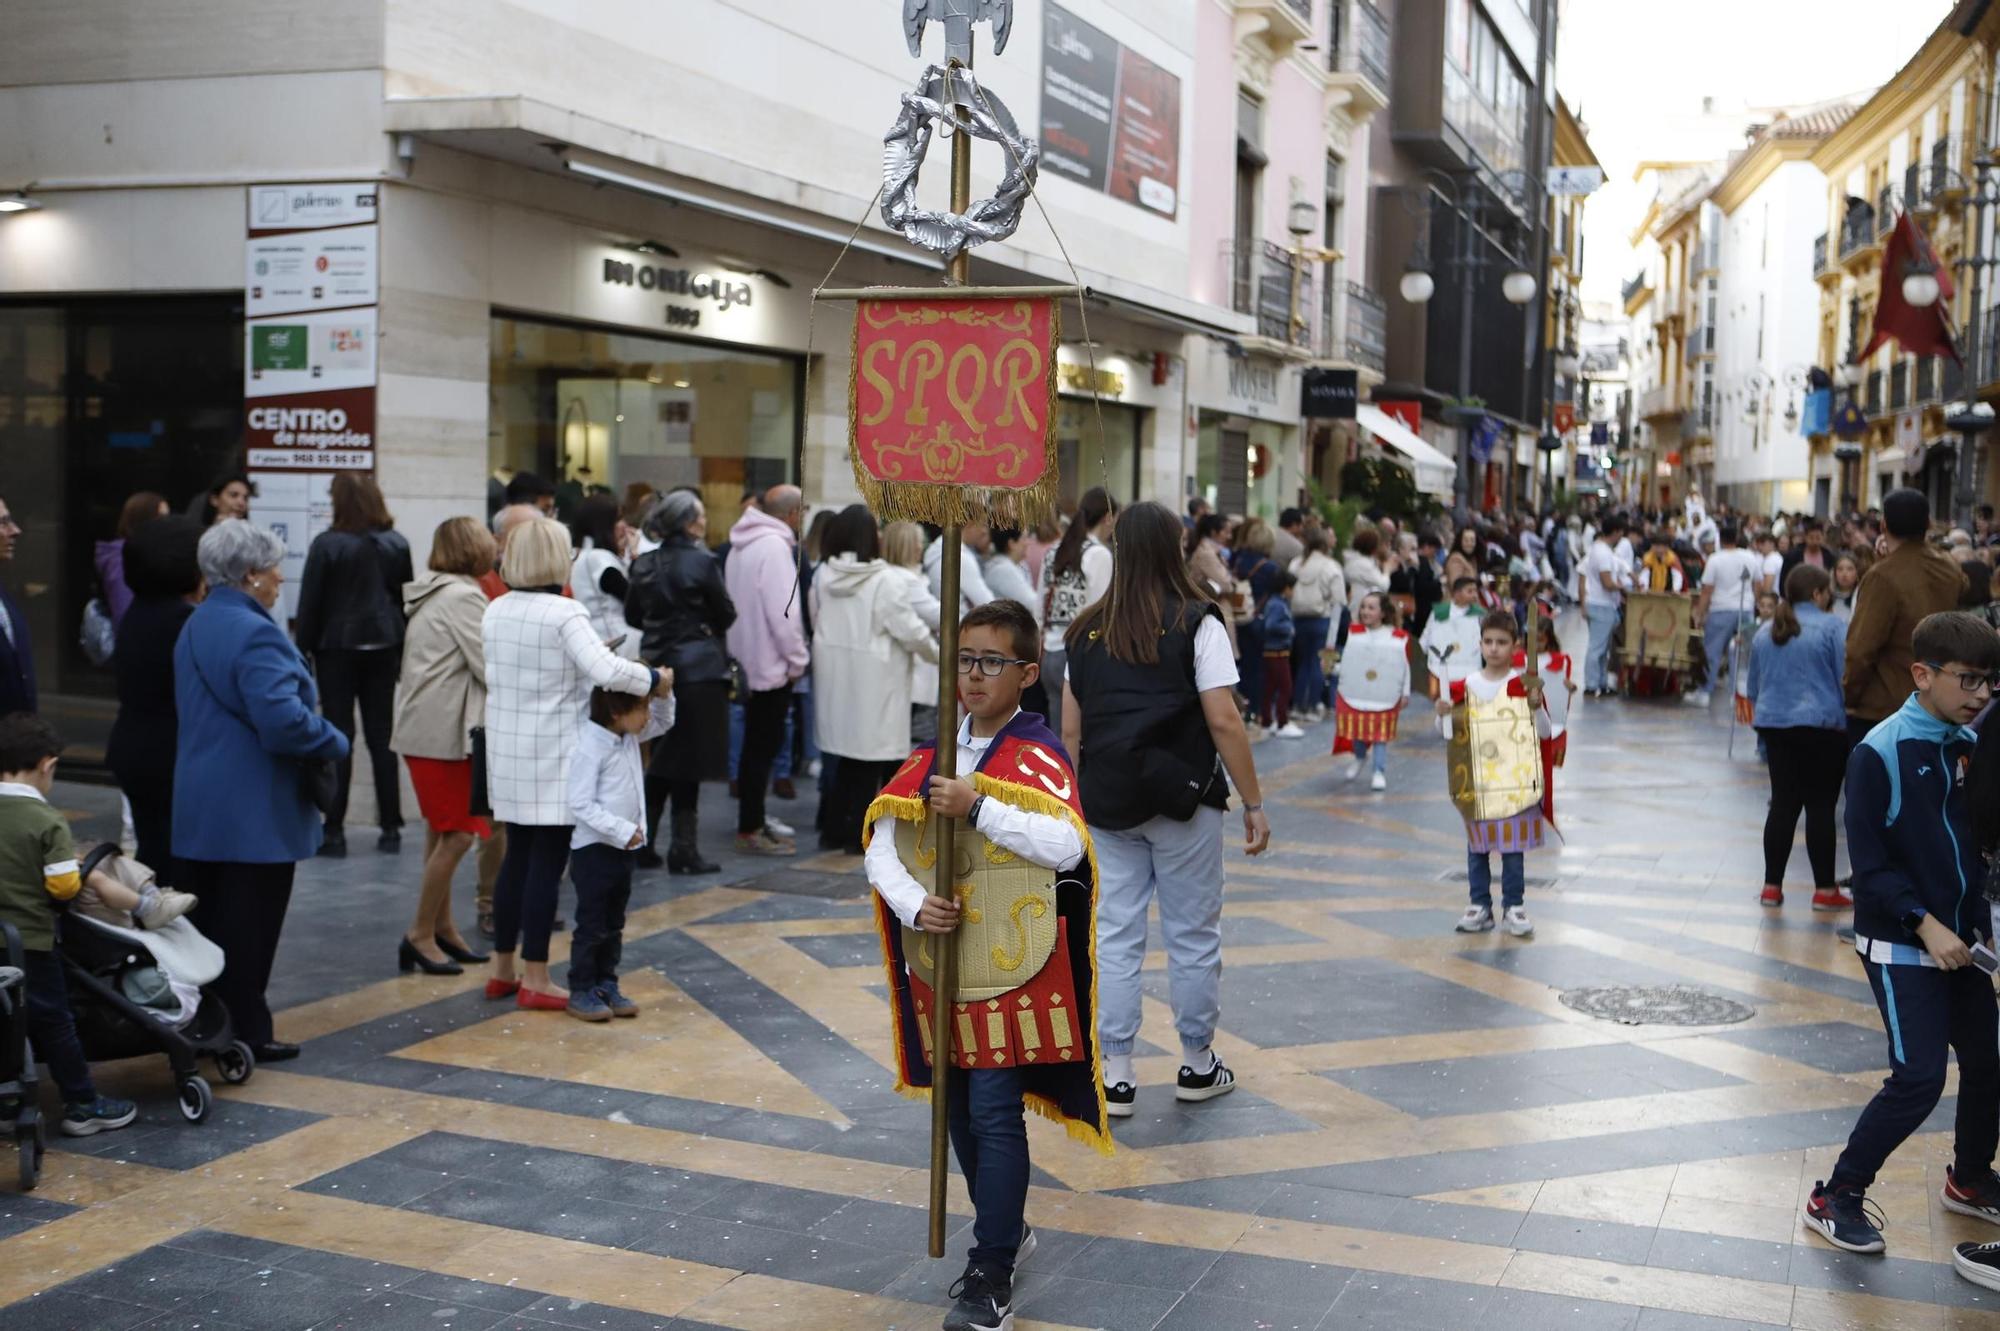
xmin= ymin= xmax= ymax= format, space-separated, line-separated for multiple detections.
xmin=723 ymin=506 xmax=810 ymax=691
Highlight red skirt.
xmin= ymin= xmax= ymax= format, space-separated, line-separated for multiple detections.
xmin=1332 ymin=698 xmax=1400 ymax=754
xmin=404 ymin=756 xmax=492 ymax=838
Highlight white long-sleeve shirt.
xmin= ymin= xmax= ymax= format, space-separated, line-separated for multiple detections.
xmin=568 ymin=719 xmax=646 ymax=851
xmin=866 ymin=709 xmax=1085 ymax=929
xmin=923 ymin=539 xmax=995 ymax=614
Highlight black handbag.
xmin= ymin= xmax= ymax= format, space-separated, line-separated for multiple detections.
xmin=467 ymin=725 xmax=492 ymax=818
xmin=300 ymin=757 xmax=340 ymax=817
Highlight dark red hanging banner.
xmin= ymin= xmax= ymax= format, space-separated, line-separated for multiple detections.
xmin=1860 ymin=211 xmax=1960 ymax=364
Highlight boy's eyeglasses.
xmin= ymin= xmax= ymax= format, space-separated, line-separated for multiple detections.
xmin=957 ymin=652 xmax=1031 ymax=677
xmin=1923 ymin=662 xmax=2000 ymax=692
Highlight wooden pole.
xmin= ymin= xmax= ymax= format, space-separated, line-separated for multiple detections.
xmin=926 ymin=55 xmax=975 ymax=1263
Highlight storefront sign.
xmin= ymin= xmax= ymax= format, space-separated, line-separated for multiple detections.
xmin=247 ymin=226 xmax=377 ymax=318
xmin=1189 ymin=343 xmax=1299 ymax=425
xmin=1057 ymin=361 xmax=1127 ymax=399
xmin=848 ymin=293 xmax=1060 ymax=526
xmin=244 ymin=181 xmax=377 ymax=479
xmin=1040 ymin=3 xmax=1181 ymax=218
xmin=1300 ymin=367 xmax=1358 ymax=419
xmin=576 ymin=243 xmax=792 ymax=344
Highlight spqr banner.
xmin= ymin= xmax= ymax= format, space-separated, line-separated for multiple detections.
xmin=848 ymin=293 xmax=1059 ymax=526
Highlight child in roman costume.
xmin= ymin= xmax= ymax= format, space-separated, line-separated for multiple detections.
xmin=1439 ymin=609 xmax=1552 ymax=940
xmin=1419 ymin=576 xmax=1485 ymax=698
xmin=1334 ymin=591 xmax=1410 ymax=791
xmin=865 ymin=599 xmax=1110 ymax=1331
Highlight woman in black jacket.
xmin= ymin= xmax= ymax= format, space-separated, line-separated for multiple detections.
xmin=293 ymin=473 xmax=414 ymax=857
xmin=107 ymin=516 xmax=204 ymax=883
xmin=626 ymin=489 xmax=736 ymax=872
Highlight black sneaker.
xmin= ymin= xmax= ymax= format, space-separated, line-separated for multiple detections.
xmin=1803 ymin=1180 xmax=1885 ymax=1253
xmin=61 ymin=1096 xmax=137 ymax=1137
xmin=1104 ymin=1081 xmax=1135 ymax=1119
xmin=1176 ymin=1055 xmax=1237 ymax=1103
xmin=1956 ymin=1239 xmax=2000 ymax=1292
xmin=1943 ymin=1165 xmax=2000 ymax=1226
xmin=942 ymin=1263 xmax=1012 ymax=1331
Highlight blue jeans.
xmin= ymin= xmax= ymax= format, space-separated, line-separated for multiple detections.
xmin=1292 ymin=616 xmax=1331 ymax=713
xmin=1584 ymin=601 xmax=1619 ymax=692
xmin=947 ymin=1065 xmax=1029 ymax=1274
xmin=1704 ymin=610 xmax=1746 ymax=692
xmin=1468 ymin=850 xmax=1524 ymax=910
xmin=1350 ymin=739 xmax=1389 ymax=774
xmin=1095 ymin=805 xmax=1225 ymax=1060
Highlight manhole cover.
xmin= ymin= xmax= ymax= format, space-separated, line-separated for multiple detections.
xmin=1559 ymin=985 xmax=1755 ymax=1026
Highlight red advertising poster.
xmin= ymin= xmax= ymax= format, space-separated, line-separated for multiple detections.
xmin=849 ymin=295 xmax=1060 ymax=526
xmin=246 ymin=386 xmax=378 ymax=472
xmin=1107 ymin=46 xmax=1180 ymax=218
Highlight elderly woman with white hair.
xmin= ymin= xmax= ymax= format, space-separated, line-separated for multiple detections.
xmin=484 ymin=516 xmax=669 ymax=1015
xmin=624 ymin=488 xmax=735 ymax=873
xmin=173 ymin=518 xmax=350 ymax=1063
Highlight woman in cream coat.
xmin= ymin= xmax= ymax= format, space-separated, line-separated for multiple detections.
xmin=811 ymin=506 xmax=938 ymax=853
xmin=389 ymin=516 xmax=496 ymax=977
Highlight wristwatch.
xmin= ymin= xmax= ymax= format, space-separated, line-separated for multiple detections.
xmin=968 ymin=794 xmax=987 ymax=828
xmin=1902 ymin=907 xmax=1928 ymax=933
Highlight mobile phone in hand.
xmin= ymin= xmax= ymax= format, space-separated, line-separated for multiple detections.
xmin=1972 ymin=941 xmax=2000 ymax=976
xmin=604 ymin=634 xmax=627 ymax=651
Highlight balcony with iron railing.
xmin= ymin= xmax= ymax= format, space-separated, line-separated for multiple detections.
xmin=1327 ymin=0 xmax=1392 ymax=104
xmin=1226 ymin=239 xmax=1309 ymax=347
xmin=1640 ymin=382 xmax=1687 ymax=420
xmin=1890 ymin=359 xmax=1909 ymax=411
xmin=1685 ymin=324 xmax=1714 ymax=364
xmin=1235 ymin=0 xmax=1314 ymax=46
xmin=1343 ymin=280 xmax=1387 ymax=372
xmin=1934 ymin=136 xmax=1967 ymax=204
xmin=1840 ymin=202 xmax=1879 ymax=265
xmin=1813 ymin=233 xmax=1829 ymax=279
xmin=1877 ymin=185 xmax=1896 ymax=237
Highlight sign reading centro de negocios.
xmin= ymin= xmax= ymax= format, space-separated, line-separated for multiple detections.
xmin=243 ymin=309 xmax=377 ymax=470
xmin=1039 ymin=3 xmax=1181 ymax=219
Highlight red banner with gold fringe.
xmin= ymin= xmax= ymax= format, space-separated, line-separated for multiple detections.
xmin=848 ymin=293 xmax=1059 ymax=526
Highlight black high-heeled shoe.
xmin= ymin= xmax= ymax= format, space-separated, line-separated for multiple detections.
xmin=434 ymin=934 xmax=490 ymax=965
xmin=399 ymin=938 xmax=463 ymax=976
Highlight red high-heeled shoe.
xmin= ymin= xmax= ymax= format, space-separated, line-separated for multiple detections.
xmin=483 ymin=977 xmax=521 ymax=1001
xmin=516 ymin=987 xmax=568 ymax=1012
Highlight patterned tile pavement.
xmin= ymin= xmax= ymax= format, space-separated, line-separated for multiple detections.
xmin=6 ymin=665 xmax=2000 ymax=1329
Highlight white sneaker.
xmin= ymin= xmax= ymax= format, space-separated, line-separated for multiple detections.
xmin=1276 ymin=723 xmax=1305 ymax=739
xmin=1251 ymin=727 xmax=1271 ymax=744
xmin=137 ymin=889 xmax=198 ymax=928
xmin=1455 ymin=905 xmax=1495 ymax=933
xmin=1341 ymin=756 xmax=1362 ymax=782
xmin=1502 ymin=905 xmax=1535 ymax=937
xmin=1369 ymin=771 xmax=1387 ymax=792
xmin=1686 ymin=690 xmax=1712 ymax=707
xmin=764 ymin=814 xmax=796 ymax=838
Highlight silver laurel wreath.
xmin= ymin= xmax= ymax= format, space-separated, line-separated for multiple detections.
xmin=880 ymin=65 xmax=1039 ymax=261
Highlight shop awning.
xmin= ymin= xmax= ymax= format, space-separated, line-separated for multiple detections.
xmin=1357 ymin=404 xmax=1456 ymax=498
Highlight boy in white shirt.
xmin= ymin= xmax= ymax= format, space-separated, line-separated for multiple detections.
xmin=566 ymin=686 xmax=673 ymax=1023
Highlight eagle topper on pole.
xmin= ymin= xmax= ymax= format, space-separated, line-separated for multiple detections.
xmin=823 ymin=0 xmax=1075 ymax=1260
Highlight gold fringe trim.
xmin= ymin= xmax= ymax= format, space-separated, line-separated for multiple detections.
xmin=868 ymin=766 xmax=1114 ymax=1157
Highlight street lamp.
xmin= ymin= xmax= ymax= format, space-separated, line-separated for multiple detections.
xmin=1555 ymin=349 xmax=1582 ymax=379
xmin=1393 ymin=167 xmax=1547 ymax=510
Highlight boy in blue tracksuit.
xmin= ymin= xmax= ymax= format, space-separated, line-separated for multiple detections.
xmin=1804 ymin=612 xmax=2000 ymax=1256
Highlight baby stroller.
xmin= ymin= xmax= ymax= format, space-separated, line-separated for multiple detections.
xmin=59 ymin=844 xmax=256 ymax=1126
xmin=1 ymin=921 xmax=46 ymax=1189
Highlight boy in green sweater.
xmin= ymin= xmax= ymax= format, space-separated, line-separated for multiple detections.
xmin=0 ymin=713 xmax=139 ymax=1135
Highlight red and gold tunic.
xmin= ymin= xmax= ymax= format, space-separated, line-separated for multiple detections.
xmin=864 ymin=711 xmax=1112 ymax=1155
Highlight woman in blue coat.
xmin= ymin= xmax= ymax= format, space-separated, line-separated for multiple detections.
xmin=173 ymin=519 xmax=349 ymax=1061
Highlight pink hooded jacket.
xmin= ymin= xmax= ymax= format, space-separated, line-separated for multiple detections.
xmin=723 ymin=506 xmax=810 ymax=691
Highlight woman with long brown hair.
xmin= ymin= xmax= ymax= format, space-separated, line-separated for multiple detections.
xmin=1061 ymin=501 xmax=1270 ymax=1118
xmin=1036 ymin=486 xmax=1116 ymax=734
xmin=1744 ymin=563 xmax=1849 ymax=912
xmin=294 ymin=472 xmax=413 ymax=857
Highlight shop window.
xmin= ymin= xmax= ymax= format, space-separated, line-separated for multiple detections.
xmin=0 ymin=296 xmax=245 ymax=710
xmin=489 ymin=315 xmax=799 ymax=541
xmin=1054 ymin=399 xmax=1140 ymax=510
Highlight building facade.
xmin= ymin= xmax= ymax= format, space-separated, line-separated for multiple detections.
xmin=0 ymin=0 xmax=1232 ymax=728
